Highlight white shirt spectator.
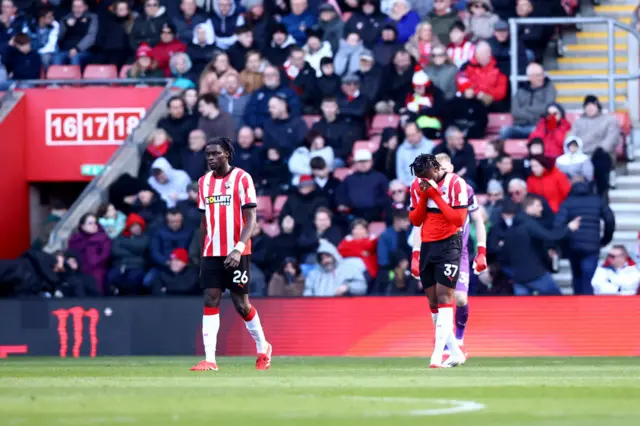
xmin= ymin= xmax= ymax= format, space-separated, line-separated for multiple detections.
xmin=591 ymin=249 xmax=640 ymax=295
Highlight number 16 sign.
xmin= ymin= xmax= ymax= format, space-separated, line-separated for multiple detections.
xmin=46 ymin=108 xmax=145 ymax=146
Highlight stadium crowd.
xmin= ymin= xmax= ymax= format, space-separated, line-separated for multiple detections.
xmin=1 ymin=0 xmax=640 ymax=298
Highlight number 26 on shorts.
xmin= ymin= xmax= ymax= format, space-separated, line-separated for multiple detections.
xmin=233 ymin=270 xmax=249 ymax=285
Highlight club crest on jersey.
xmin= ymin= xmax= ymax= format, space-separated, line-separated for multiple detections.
xmin=205 ymin=194 xmax=232 ymax=206
xmin=224 ymin=182 xmax=231 ymax=189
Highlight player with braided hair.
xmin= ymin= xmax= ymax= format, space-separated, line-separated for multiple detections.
xmin=407 ymin=153 xmax=468 ymax=368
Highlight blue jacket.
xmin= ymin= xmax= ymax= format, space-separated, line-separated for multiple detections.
xmin=243 ymin=83 xmax=302 ymax=129
xmin=554 ymin=182 xmax=615 ymax=255
xmin=149 ymin=224 xmax=193 ymax=267
xmin=377 ymin=226 xmax=411 ymax=268
xmin=262 ymin=115 xmax=308 ymax=158
xmin=336 ymin=169 xmax=389 ymax=210
xmin=281 ymin=11 xmax=318 ymax=45
xmin=386 ymin=11 xmax=420 ymax=44
xmin=210 ymin=0 xmax=245 ymax=49
xmin=173 ymin=11 xmax=211 ymax=43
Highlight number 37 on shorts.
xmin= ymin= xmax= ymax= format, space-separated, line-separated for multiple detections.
xmin=437 ymin=262 xmax=460 ymax=287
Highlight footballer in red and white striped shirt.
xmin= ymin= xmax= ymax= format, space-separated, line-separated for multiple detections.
xmin=190 ymin=137 xmax=272 ymax=373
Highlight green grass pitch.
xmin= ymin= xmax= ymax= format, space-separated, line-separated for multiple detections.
xmin=1 ymin=357 xmax=639 ymax=425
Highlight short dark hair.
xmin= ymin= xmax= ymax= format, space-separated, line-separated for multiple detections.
xmin=523 ymin=195 xmax=542 ymax=210
xmin=310 ymin=156 xmax=327 ymax=170
xmin=528 ymin=137 xmax=544 ymax=150
xmin=166 ymin=207 xmax=182 ymax=216
xmin=78 ymin=212 xmax=96 ymax=229
xmin=206 ymin=136 xmax=235 ymax=161
xmin=409 ymin=153 xmax=441 ymax=177
xmin=489 ymin=138 xmax=505 ymax=154
xmin=304 ymin=130 xmax=323 ymax=149
xmin=96 ymin=202 xmax=111 ymax=218
xmin=13 ymin=33 xmax=30 ymax=46
xmin=289 ymin=45 xmax=304 ymax=56
xmin=350 ymin=218 xmax=368 ymax=231
xmin=235 ymin=24 xmax=252 ymax=35
xmin=392 ymin=208 xmax=409 ymax=221
xmin=315 ymin=207 xmax=332 ymax=219
xmin=245 ymin=49 xmax=261 ymax=60
xmin=450 ymin=21 xmax=466 ymax=33
xmin=166 ymin=95 xmax=185 ymax=109
xmin=198 ymin=93 xmax=218 ymax=108
xmin=38 ymin=3 xmax=54 ymax=19
xmin=321 ymin=96 xmax=337 ymax=104
xmin=496 ymin=153 xmax=512 ymax=163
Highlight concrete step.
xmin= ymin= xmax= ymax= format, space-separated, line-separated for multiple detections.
xmin=556 ymin=94 xmax=626 ymax=106
xmin=594 ymin=5 xmax=635 ymax=14
xmin=556 ymin=56 xmax=627 ymax=70
xmin=548 ymin=69 xmax=626 ymax=76
xmin=576 ymin=31 xmax=628 ymax=40
xmin=614 ymin=215 xmax=640 ymax=231
xmin=627 ymin=161 xmax=640 ymax=173
xmin=608 ymin=188 xmax=640 ymax=203
xmin=563 ymin=43 xmax=628 ymax=56
xmin=554 ymin=82 xmax=627 ymax=95
xmin=612 ymin=175 xmax=640 ymax=189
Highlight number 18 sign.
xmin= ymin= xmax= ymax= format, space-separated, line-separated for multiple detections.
xmin=46 ymin=108 xmax=145 ymax=146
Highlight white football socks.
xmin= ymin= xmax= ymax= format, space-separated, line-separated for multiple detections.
xmin=202 ymin=309 xmax=220 ymax=363
xmin=431 ymin=305 xmax=453 ymax=365
xmin=244 ymin=307 xmax=268 ymax=354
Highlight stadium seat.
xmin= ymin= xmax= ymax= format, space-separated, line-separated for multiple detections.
xmin=261 ymin=221 xmax=281 ymax=237
xmin=257 ymin=196 xmax=273 ymax=221
xmin=352 ymin=140 xmax=378 ymax=156
xmin=504 ymin=139 xmax=529 ymax=159
xmin=333 ymin=167 xmax=352 ymax=181
xmin=83 ymin=65 xmax=118 ymax=80
xmin=369 ymin=134 xmax=382 ymax=150
xmin=468 ymin=139 xmax=489 ymax=159
xmin=565 ymin=111 xmax=580 ymax=125
xmin=46 ymin=65 xmax=81 ymax=80
xmin=368 ymin=221 xmax=386 ymax=237
xmin=370 ymin=114 xmax=400 ymax=135
xmin=119 ymin=65 xmax=132 ymax=79
xmin=273 ymin=195 xmax=288 ymax=219
xmin=303 ymin=115 xmax=321 ymax=128
xmin=487 ymin=113 xmax=513 ymax=135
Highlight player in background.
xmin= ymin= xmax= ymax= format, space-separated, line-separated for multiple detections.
xmin=408 ymin=153 xmax=468 ymax=368
xmin=191 ymin=137 xmax=272 ymax=372
xmin=432 ymin=154 xmax=486 ymax=358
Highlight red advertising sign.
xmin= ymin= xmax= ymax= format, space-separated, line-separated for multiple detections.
xmin=23 ymin=87 xmax=163 ymax=181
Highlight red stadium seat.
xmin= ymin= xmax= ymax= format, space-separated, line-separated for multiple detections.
xmin=333 ymin=167 xmax=352 ymax=181
xmin=256 ymin=196 xmax=273 ymax=221
xmin=565 ymin=111 xmax=579 ymax=125
xmin=273 ymin=195 xmax=288 ymax=219
xmin=615 ymin=111 xmax=631 ymax=136
xmin=368 ymin=221 xmax=386 ymax=237
xmin=369 ymin=134 xmax=382 ymax=150
xmin=83 ymin=64 xmax=118 ymax=80
xmin=468 ymin=139 xmax=489 ymax=159
xmin=352 ymin=140 xmax=378 ymax=157
xmin=119 ymin=64 xmax=133 ymax=79
xmin=303 ymin=115 xmax=321 ymax=128
xmin=370 ymin=114 xmax=400 ymax=135
xmin=487 ymin=113 xmax=513 ymax=135
xmin=504 ymin=139 xmax=529 ymax=159
xmin=46 ymin=65 xmax=81 ymax=80
xmin=261 ymin=221 xmax=281 ymax=237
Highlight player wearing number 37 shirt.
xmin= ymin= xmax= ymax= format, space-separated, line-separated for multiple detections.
xmin=190 ymin=137 xmax=272 ymax=373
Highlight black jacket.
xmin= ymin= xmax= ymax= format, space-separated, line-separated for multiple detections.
xmin=297 ymin=225 xmax=344 ymax=257
xmin=138 ymin=146 xmax=183 ymax=181
xmin=356 ymin=64 xmax=383 ymax=104
xmin=487 ymin=35 xmax=528 ymax=77
xmin=262 ymin=115 xmax=308 ymax=158
xmin=314 ymin=174 xmax=342 ymax=208
xmin=432 ymin=142 xmax=478 ymax=187
xmin=344 ymin=9 xmax=387 ymax=48
xmin=98 ymin=12 xmax=133 ymax=56
xmin=289 ymin=62 xmax=318 ymax=112
xmin=110 ymin=234 xmax=149 ymax=270
xmin=227 ymin=41 xmax=255 ymax=72
xmin=232 ymin=145 xmax=261 ymax=179
xmin=444 ymin=96 xmax=489 ymax=140
xmin=130 ymin=196 xmax=166 ymax=234
xmin=181 ymin=148 xmax=206 ymax=182
xmin=267 ymin=231 xmax=301 ymax=266
xmin=130 ymin=11 xmax=170 ymax=49
xmin=279 ymin=190 xmax=330 ymax=228
xmin=186 ymin=42 xmax=216 ymax=77
xmin=316 ymin=73 xmax=341 ymax=100
xmin=152 ymin=266 xmax=200 ymax=295
xmin=554 ymin=182 xmax=615 ymax=255
xmin=378 ymin=64 xmax=414 ymax=109
xmin=336 ymin=169 xmax=389 ymax=210
xmin=0 ymin=249 xmax=58 ymax=297
xmin=176 ymin=199 xmax=201 ymax=231
xmin=311 ymin=116 xmax=359 ymax=161
xmin=336 ymin=93 xmax=370 ymax=139
xmin=4 ymin=47 xmax=42 ymax=80
xmin=372 ymin=41 xmax=402 ymax=67
xmin=157 ymin=115 xmax=195 ymax=149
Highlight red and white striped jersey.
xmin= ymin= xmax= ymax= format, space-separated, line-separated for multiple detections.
xmin=198 ymin=167 xmax=257 ymax=257
xmin=447 ymin=40 xmax=475 ymax=69
xmin=410 ymin=173 xmax=469 ymax=242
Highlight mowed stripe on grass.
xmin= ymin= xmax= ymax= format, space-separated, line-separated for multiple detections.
xmin=1 ymin=357 xmax=639 ymax=426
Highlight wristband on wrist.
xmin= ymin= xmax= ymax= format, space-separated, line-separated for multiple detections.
xmin=234 ymin=242 xmax=246 ymax=253
xmin=477 ymin=245 xmax=486 ymax=256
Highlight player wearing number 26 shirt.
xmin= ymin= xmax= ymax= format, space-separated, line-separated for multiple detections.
xmin=191 ymin=137 xmax=272 ymax=373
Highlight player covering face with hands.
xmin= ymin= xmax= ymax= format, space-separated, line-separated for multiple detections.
xmin=407 ymin=153 xmax=483 ymax=368
xmin=191 ymin=137 xmax=272 ymax=372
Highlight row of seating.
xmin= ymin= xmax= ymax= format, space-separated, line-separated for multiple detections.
xmin=45 ymin=64 xmax=134 ymax=80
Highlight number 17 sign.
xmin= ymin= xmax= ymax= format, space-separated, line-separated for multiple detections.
xmin=46 ymin=108 xmax=146 ymax=146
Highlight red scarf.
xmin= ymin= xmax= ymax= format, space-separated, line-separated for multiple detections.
xmin=147 ymin=141 xmax=169 ymax=157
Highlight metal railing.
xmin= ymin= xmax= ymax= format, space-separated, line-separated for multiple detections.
xmin=509 ymin=17 xmax=640 ymax=113
xmin=9 ymin=78 xmax=170 ymax=88
xmin=44 ymin=80 xmax=177 ymax=252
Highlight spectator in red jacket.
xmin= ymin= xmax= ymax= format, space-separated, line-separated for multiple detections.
xmin=152 ymin=22 xmax=187 ymax=77
xmin=460 ymin=41 xmax=507 ymax=111
xmin=526 ymin=155 xmax=571 ymax=213
xmin=338 ymin=219 xmax=379 ymax=280
xmin=528 ymin=102 xmax=571 ymax=159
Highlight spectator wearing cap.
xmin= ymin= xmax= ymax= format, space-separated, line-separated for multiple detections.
xmin=279 ymin=174 xmax=330 ymax=229
xmin=405 ymin=21 xmax=440 ymax=68
xmin=373 ymin=23 xmax=402 ymax=67
xmin=446 ymin=21 xmax=475 ymax=69
xmin=210 ymin=0 xmax=246 ymax=50
xmin=282 ymin=0 xmax=317 ymax=45
xmin=226 ymin=24 xmax=256 ymax=71
xmin=375 ymin=208 xmax=417 ymax=294
xmin=197 ymin=92 xmax=236 ymax=142
xmin=401 ymin=67 xmax=445 ymax=139
xmin=374 ymin=127 xmax=399 ymax=180
xmin=528 ymin=102 xmax=571 ymax=159
xmin=316 ymin=57 xmax=341 ymax=99
xmin=337 ymin=149 xmax=390 ymax=222
xmin=555 ymin=136 xmax=594 ymax=182
xmin=555 ymin=175 xmax=615 ymax=295
xmin=4 ymin=33 xmax=41 ymax=80
xmin=591 ymin=246 xmax=640 ymax=296
xmin=334 ymin=31 xmax=366 ymax=77
xmin=232 ymin=126 xmax=260 ymax=177
xmin=424 ymin=43 xmax=457 ymax=100
xmin=148 ymin=157 xmax=192 ymax=208
xmin=257 ymin=146 xmax=290 ymax=196
xmin=344 ymin=0 xmax=387 ymax=49
xmin=526 ymin=155 xmax=571 ymax=213
xmin=52 ymin=0 xmax=98 ymax=67
xmin=186 ymin=23 xmax=216 ymax=76
xmin=355 ymin=48 xmax=382 ymax=103
xmin=396 ymin=121 xmax=434 ymax=186
xmin=285 ymin=45 xmax=319 ymax=113
xmin=310 ymin=156 xmax=341 ymax=208
xmin=95 ymin=0 xmax=132 ymax=71
xmin=312 ymin=96 xmax=359 ymax=163
xmin=127 ymin=42 xmax=164 ymax=78
xmin=428 ymin=0 xmax=459 ymax=45
xmin=151 ymin=247 xmax=199 ymax=295
xmin=159 ymin=96 xmax=193 ymax=149
xmin=465 ymin=0 xmax=499 ymax=41
xmin=173 ymin=0 xmax=211 ymax=43
xmin=303 ymin=26 xmax=333 ymax=77
xmin=265 ymin=23 xmax=297 ymax=66
xmin=460 ymin=41 xmax=508 ymax=112
xmin=130 ymin=0 xmax=171 ymax=49
xmin=268 ymin=257 xmax=306 ymax=297
xmin=181 ymin=129 xmax=207 ymax=181
xmin=288 ymin=130 xmax=335 ymax=184
xmin=376 ymin=49 xmax=414 ymax=113
xmin=501 ymin=63 xmax=556 ymax=139
xmin=386 ymin=0 xmax=420 ymax=43
xmin=337 ymin=73 xmax=370 ymax=140
xmin=433 ymin=126 xmax=478 ymax=185
xmin=444 ymin=74 xmax=488 ymax=139
xmin=262 ymin=95 xmax=308 ymax=158
xmin=218 ymin=72 xmax=250 ymax=130
xmin=317 ymin=2 xmax=344 ymax=53
xmin=106 ymin=213 xmax=149 ymax=295
xmin=487 ymin=18 xmax=528 ymax=77
xmin=177 ymin=182 xmax=202 ymax=231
